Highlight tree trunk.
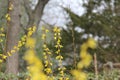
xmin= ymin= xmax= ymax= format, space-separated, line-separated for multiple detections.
xmin=6 ymin=0 xmax=20 ymax=74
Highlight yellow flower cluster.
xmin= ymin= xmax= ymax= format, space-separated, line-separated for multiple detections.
xmin=5 ymin=2 xmax=13 ymax=21
xmin=8 ymin=2 xmax=13 ymax=11
xmin=0 ymin=2 xmax=14 ymax=63
xmin=0 ymin=27 xmax=5 ymax=43
xmin=71 ymin=38 xmax=97 ymax=80
xmin=5 ymin=14 xmax=11 ymax=22
xmin=42 ymin=27 xmax=53 ymax=77
xmin=24 ymin=37 xmax=47 ymax=80
xmin=27 ymin=26 xmax=36 ymax=37
xmin=43 ymin=44 xmax=53 ymax=78
xmin=0 ymin=26 xmax=36 ymax=63
xmin=53 ymin=27 xmax=69 ymax=80
xmin=41 ymin=27 xmax=49 ymax=40
xmin=0 ymin=27 xmax=6 ymax=63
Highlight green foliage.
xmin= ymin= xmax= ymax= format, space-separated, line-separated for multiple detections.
xmin=0 ymin=69 xmax=119 ymax=80
xmin=88 ymin=69 xmax=120 ymax=80
xmin=64 ymin=0 xmax=120 ymax=63
xmin=0 ymin=72 xmax=30 ymax=80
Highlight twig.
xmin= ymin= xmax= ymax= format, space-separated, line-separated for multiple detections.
xmin=94 ymin=53 xmax=98 ymax=80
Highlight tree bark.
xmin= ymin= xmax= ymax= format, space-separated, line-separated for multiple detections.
xmin=6 ymin=0 xmax=20 ymax=74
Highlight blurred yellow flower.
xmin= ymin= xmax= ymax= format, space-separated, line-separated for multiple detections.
xmin=9 ymin=3 xmax=13 ymax=10
xmin=87 ymin=38 xmax=97 ymax=49
xmin=24 ymin=37 xmax=47 ymax=80
xmin=71 ymin=70 xmax=87 ymax=80
xmin=26 ymin=37 xmax=36 ymax=48
xmin=81 ymin=54 xmax=92 ymax=68
xmin=5 ymin=14 xmax=11 ymax=21
xmin=72 ymin=38 xmax=97 ymax=80
xmin=80 ymin=50 xmax=87 ymax=58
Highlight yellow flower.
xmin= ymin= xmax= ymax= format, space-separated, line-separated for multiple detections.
xmin=54 ymin=36 xmax=57 ymax=40
xmin=7 ymin=52 xmax=11 ymax=56
xmin=78 ymin=54 xmax=92 ymax=69
xmin=45 ymin=61 xmax=49 ymax=67
xmin=32 ymin=26 xmax=36 ymax=32
xmin=0 ymin=59 xmax=3 ymax=63
xmin=43 ymin=44 xmax=47 ymax=48
xmin=50 ymin=62 xmax=53 ymax=66
xmin=5 ymin=14 xmax=9 ymax=18
xmin=21 ymin=35 xmax=26 ymax=41
xmin=42 ymin=34 xmax=46 ymax=40
xmin=53 ymin=27 xmax=61 ymax=33
xmin=59 ymin=77 xmax=63 ymax=80
xmin=80 ymin=43 xmax=88 ymax=51
xmin=0 ymin=27 xmax=4 ymax=31
xmin=27 ymin=31 xmax=33 ymax=37
xmin=77 ymin=62 xmax=84 ymax=69
xmin=44 ymin=55 xmax=47 ymax=59
xmin=11 ymin=50 xmax=15 ymax=53
xmin=65 ymin=78 xmax=69 ymax=80
xmin=18 ymin=41 xmax=22 ymax=47
xmin=0 ymin=39 xmax=3 ymax=42
xmin=9 ymin=3 xmax=13 ymax=10
xmin=2 ymin=55 xmax=7 ymax=59
xmin=81 ymin=54 xmax=92 ymax=67
xmin=71 ymin=70 xmax=87 ymax=80
xmin=0 ymin=34 xmax=5 ymax=37
xmin=80 ymin=50 xmax=88 ymax=58
xmin=5 ymin=14 xmax=11 ymax=21
xmin=24 ymin=50 xmax=35 ymax=64
xmin=45 ymin=29 xmax=49 ymax=33
xmin=87 ymin=38 xmax=97 ymax=49
xmin=26 ymin=37 xmax=36 ymax=48
xmin=44 ymin=68 xmax=52 ymax=74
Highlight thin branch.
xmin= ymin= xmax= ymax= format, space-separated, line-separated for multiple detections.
xmin=33 ymin=0 xmax=49 ymax=27
xmin=23 ymin=0 xmax=32 ymax=16
xmin=94 ymin=53 xmax=98 ymax=80
xmin=23 ymin=0 xmax=34 ymax=28
xmin=23 ymin=0 xmax=49 ymax=28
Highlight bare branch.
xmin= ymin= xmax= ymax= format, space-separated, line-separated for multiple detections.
xmin=23 ymin=0 xmax=34 ymax=28
xmin=23 ymin=0 xmax=32 ymax=14
xmin=23 ymin=0 xmax=49 ymax=29
xmin=33 ymin=0 xmax=49 ymax=27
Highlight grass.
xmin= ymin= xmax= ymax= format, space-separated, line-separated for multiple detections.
xmin=0 ymin=69 xmax=120 ymax=80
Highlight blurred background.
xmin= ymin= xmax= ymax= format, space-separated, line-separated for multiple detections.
xmin=0 ymin=0 xmax=120 ymax=77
